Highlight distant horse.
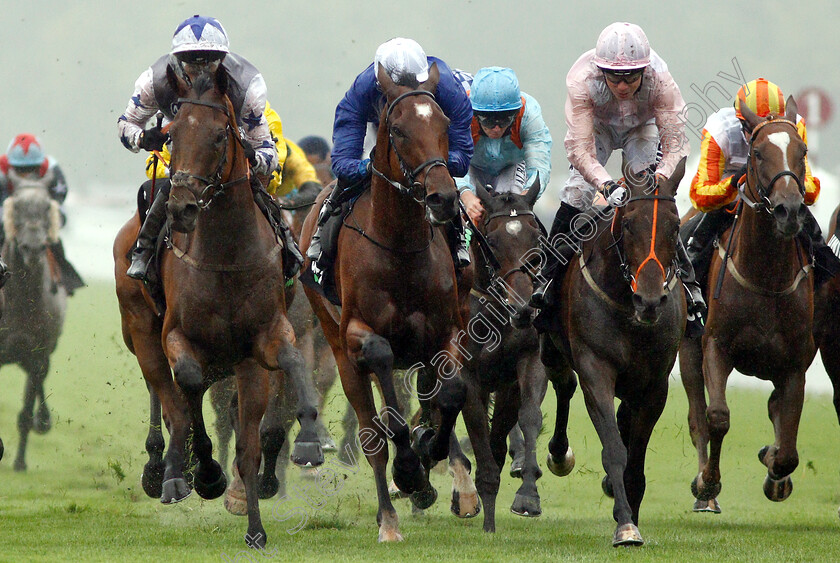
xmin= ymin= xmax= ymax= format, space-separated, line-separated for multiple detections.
xmin=681 ymin=98 xmax=815 ymax=514
xmin=542 ymin=157 xmax=688 ymax=545
xmin=113 ymin=65 xmax=321 ymax=548
xmin=0 ymin=185 xmax=66 ymax=471
xmin=299 ymin=63 xmax=473 ymax=541
xmin=453 ymin=179 xmax=550 ymax=528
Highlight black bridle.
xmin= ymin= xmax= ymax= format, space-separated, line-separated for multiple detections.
xmin=370 ymin=90 xmax=449 ymax=203
xmin=739 ymin=117 xmax=806 ymax=214
xmin=170 ymin=97 xmax=250 ymax=208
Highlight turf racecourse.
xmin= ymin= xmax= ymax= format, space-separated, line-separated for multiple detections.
xmin=1 ymin=281 xmax=839 ymax=562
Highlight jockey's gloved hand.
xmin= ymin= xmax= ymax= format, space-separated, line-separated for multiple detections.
xmin=601 ymin=180 xmax=628 ymax=207
xmin=730 ymin=165 xmax=748 ymax=189
xmin=242 ymin=143 xmax=258 ymax=167
xmin=358 ymin=158 xmax=371 ymax=178
xmin=139 ymin=114 xmax=169 ymax=152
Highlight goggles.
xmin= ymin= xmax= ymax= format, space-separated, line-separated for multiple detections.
xmin=602 ymin=69 xmax=644 ymax=85
xmin=476 ymin=112 xmax=517 ymax=130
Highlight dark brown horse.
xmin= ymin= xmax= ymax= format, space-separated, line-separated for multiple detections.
xmin=681 ymin=97 xmax=815 ymax=514
xmin=542 ymin=157 xmax=688 ymax=545
xmin=0 ymin=185 xmax=66 ymax=471
xmin=114 ymin=66 xmax=321 ymax=549
xmin=299 ymin=63 xmax=471 ymax=541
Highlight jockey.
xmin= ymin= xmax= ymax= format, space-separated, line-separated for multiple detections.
xmin=262 ymin=103 xmax=323 ymax=208
xmin=684 ymin=78 xmax=840 ymax=286
xmin=118 ymin=14 xmax=302 ymax=282
xmin=457 ymin=66 xmax=552 ymax=225
xmin=298 ymin=135 xmax=335 ymax=186
xmin=304 ymin=37 xmax=474 ymax=293
xmin=530 ymin=22 xmax=705 ymax=336
xmin=0 ymin=134 xmax=85 ymax=293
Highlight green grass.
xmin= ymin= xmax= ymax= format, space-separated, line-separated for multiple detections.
xmin=1 ymin=281 xmax=839 ymax=562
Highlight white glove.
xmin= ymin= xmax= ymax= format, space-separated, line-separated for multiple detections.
xmin=606 ymin=186 xmax=628 ymax=207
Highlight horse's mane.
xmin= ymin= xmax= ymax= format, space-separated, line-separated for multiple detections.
xmin=388 ymin=71 xmax=420 ymax=89
xmin=190 ymin=70 xmax=219 ymax=98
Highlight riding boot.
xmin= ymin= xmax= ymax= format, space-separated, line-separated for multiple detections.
xmin=529 ymin=202 xmax=582 ymax=310
xmin=250 ymin=181 xmax=304 ymax=280
xmin=127 ymin=182 xmax=170 ymax=281
xmin=801 ymin=208 xmax=840 ymax=288
xmin=49 ymin=239 xmax=85 ymax=296
xmin=684 ymin=207 xmax=734 ymax=270
xmin=677 ymin=239 xmax=707 ymax=339
xmin=447 ymin=215 xmax=471 ymax=269
xmin=306 ymin=186 xmax=343 ymax=285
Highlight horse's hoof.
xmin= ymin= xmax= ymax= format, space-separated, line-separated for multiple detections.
xmin=224 ymin=486 xmax=248 ymax=516
xmin=258 ymin=472 xmax=280 ymax=499
xmin=411 ymin=425 xmax=435 ymax=462
xmin=757 ymin=445 xmax=772 ymax=465
xmin=245 ymin=527 xmax=267 ymax=549
xmin=291 ymin=441 xmax=324 ymax=468
xmin=410 ymin=483 xmax=438 ymax=510
xmin=160 ymin=478 xmax=192 ymax=504
xmin=193 ymin=461 xmax=227 ymax=500
xmin=388 ymin=479 xmax=409 ymax=500
xmin=510 ymin=493 xmax=541 ymax=517
xmin=692 ymin=498 xmax=721 ymax=513
xmin=601 ymin=475 xmax=614 ymax=498
xmin=509 ymin=459 xmax=523 ymax=479
xmin=320 ymin=436 xmax=338 ymax=453
xmin=547 ymin=448 xmax=575 ymax=477
xmin=613 ymin=523 xmax=644 ymax=547
xmin=141 ymin=461 xmax=165 ymax=499
xmin=33 ymin=404 xmax=52 ymax=434
xmin=392 ymin=453 xmax=425 ymax=495
xmin=763 ymin=473 xmax=793 ymax=502
xmin=691 ymin=472 xmax=721 ymax=501
xmin=377 ymin=528 xmax=404 ymax=542
xmin=450 ymin=489 xmax=480 ymax=518
xmin=13 ymin=458 xmax=26 ymax=472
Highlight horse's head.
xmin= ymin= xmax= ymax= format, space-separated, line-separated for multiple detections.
xmin=618 ymin=156 xmax=685 ymax=324
xmin=2 ymin=186 xmax=60 ymax=267
xmin=375 ymin=63 xmax=458 ymax=224
xmin=475 ymin=177 xmax=542 ymax=328
xmin=739 ymin=96 xmax=808 ymax=239
xmin=164 ymin=65 xmax=246 ymax=233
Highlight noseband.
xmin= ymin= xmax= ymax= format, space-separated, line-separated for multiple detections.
xmin=171 ymin=97 xmax=250 ymax=208
xmin=739 ymin=118 xmax=805 ymax=214
xmin=370 ymin=90 xmax=449 ymax=203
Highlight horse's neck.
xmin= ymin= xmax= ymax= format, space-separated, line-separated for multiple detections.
xmin=732 ymin=209 xmax=803 ymax=277
xmin=584 ymin=223 xmax=629 ymax=300
xmin=188 ymin=181 xmax=265 ymax=257
xmin=7 ymin=245 xmax=50 ymax=302
xmin=367 ymin=174 xmax=431 ymax=247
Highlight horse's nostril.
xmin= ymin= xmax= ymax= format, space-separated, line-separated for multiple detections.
xmin=773 ymin=205 xmax=789 ymax=223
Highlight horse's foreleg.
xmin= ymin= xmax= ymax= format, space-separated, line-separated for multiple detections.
xmin=13 ymin=361 xmax=42 ymax=472
xmin=821 ymin=343 xmax=840 ymax=426
xmin=510 ymin=355 xmax=548 ymax=517
xmin=446 ymin=429 xmax=480 ymax=518
xmin=209 ymin=380 xmax=235 ymax=476
xmin=624 ymin=379 xmax=668 ymax=526
xmin=459 ymin=377 xmax=498 ymax=533
xmin=760 ymin=370 xmax=805 ymax=501
xmin=235 ymin=364 xmax=270 ymax=549
xmin=32 ymin=359 xmax=51 ymax=435
xmin=257 ymin=373 xmax=287 ymax=500
xmin=276 ymin=333 xmax=323 ymax=468
xmin=542 ymin=334 xmax=577 ymax=477
xmin=142 ymin=383 xmax=166 ymax=498
xmin=695 ymin=339 xmax=733 ymax=504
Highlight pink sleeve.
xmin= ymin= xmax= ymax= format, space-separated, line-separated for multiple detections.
xmin=564 ymin=63 xmax=611 ymax=189
xmin=652 ymin=70 xmax=690 ymax=178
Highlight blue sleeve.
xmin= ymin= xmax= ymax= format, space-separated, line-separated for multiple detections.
xmin=519 ymin=93 xmax=552 ymax=198
xmin=331 ymin=64 xmax=381 ymax=184
xmin=430 ymin=58 xmax=473 ymax=178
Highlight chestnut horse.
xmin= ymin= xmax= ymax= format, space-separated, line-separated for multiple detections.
xmin=681 ymin=97 xmax=816 ymax=513
xmin=299 ymin=64 xmax=472 ymax=541
xmin=114 ymin=67 xmax=321 ymax=549
xmin=542 ymin=157 xmax=688 ymax=546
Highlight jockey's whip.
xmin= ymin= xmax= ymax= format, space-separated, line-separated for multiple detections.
xmin=713 ymin=200 xmax=742 ymax=300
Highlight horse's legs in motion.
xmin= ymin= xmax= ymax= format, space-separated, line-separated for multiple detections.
xmin=171 ymin=350 xmax=226 ymax=501
xmin=510 ymin=356 xmax=549 ymax=517
xmin=623 ymin=379 xmax=668 ymax=525
xmin=273 ymin=376 xmax=299 ymax=499
xmin=13 ymin=356 xmax=48 ymax=471
xmin=209 ymin=380 xmax=235 ymax=475
xmin=338 ymin=400 xmax=359 ymax=464
xmin=820 ymin=344 xmax=840 ymax=426
xmin=459 ymin=376 xmax=500 ymax=532
xmin=759 ymin=371 xmax=805 ymax=501
xmin=679 ymin=335 xmax=719 ymax=512
xmin=507 ymin=423 xmax=525 ymax=477
xmin=579 ymin=353 xmax=642 ymax=546
xmin=542 ymin=334 xmax=577 ymax=478
xmin=693 ymin=340 xmax=733 ymax=505
xmin=446 ymin=430 xmax=480 ymax=518
xmin=32 ymin=373 xmax=52 ymax=434
xmin=277 ymin=340 xmax=323 ymax=468
xmin=142 ymin=383 xmax=166 ymax=498
xmin=258 ymin=373 xmax=288 ymax=500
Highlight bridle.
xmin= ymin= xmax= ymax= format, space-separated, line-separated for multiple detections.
xmin=370 ymin=90 xmax=450 ymax=204
xmin=609 ymin=190 xmax=679 ymax=293
xmin=170 ymin=97 xmax=250 ymax=209
xmin=738 ymin=117 xmax=805 ymax=214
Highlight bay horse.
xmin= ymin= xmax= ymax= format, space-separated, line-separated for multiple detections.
xmin=455 ymin=179 xmax=550 ymax=526
xmin=113 ymin=65 xmax=321 ymax=549
xmin=0 ymin=184 xmax=66 ymax=471
xmin=680 ymin=97 xmax=815 ymax=514
xmin=299 ymin=63 xmax=473 ymax=541
xmin=542 ymin=157 xmax=688 ymax=545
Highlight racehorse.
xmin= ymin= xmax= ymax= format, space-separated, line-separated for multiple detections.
xmin=0 ymin=184 xmax=66 ymax=471
xmin=113 ymin=65 xmax=321 ymax=548
xmin=680 ymin=97 xmax=815 ymax=514
xmin=299 ymin=63 xmax=473 ymax=541
xmin=452 ymin=180 xmax=548 ymax=528
xmin=542 ymin=157 xmax=688 ymax=545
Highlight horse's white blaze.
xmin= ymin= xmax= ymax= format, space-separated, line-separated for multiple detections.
xmin=188 ymin=115 xmax=198 ymax=126
xmin=767 ymin=131 xmax=792 ymax=172
xmin=416 ymin=103 xmax=432 ymax=120
xmin=506 ymin=220 xmax=523 ymax=236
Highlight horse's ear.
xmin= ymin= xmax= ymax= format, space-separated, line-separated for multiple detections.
xmin=660 ymin=156 xmax=687 ymax=195
xmin=377 ymin=63 xmax=399 ymax=98
xmin=215 ymin=66 xmax=229 ymax=96
xmin=166 ymin=61 xmax=190 ymax=96
xmin=420 ymin=62 xmax=440 ymax=93
xmin=475 ymin=184 xmax=495 ymax=211
xmin=739 ymin=100 xmax=763 ymax=133
xmin=784 ymin=95 xmax=798 ymax=123
xmin=620 ymin=153 xmax=643 ymax=188
xmin=523 ymin=173 xmax=540 ymax=208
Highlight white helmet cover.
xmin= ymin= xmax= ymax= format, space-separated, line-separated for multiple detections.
xmin=593 ymin=22 xmax=650 ymax=71
xmin=171 ymin=15 xmax=230 ymax=55
xmin=374 ymin=37 xmax=429 ymax=84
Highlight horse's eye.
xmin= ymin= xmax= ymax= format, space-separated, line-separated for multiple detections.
xmin=391 ymin=127 xmax=406 ymax=140
xmin=215 ymin=131 xmax=226 ymax=145
xmin=754 ymin=150 xmax=763 ymax=161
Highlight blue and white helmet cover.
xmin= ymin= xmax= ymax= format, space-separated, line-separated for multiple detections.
xmin=171 ymin=15 xmax=230 ymax=54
